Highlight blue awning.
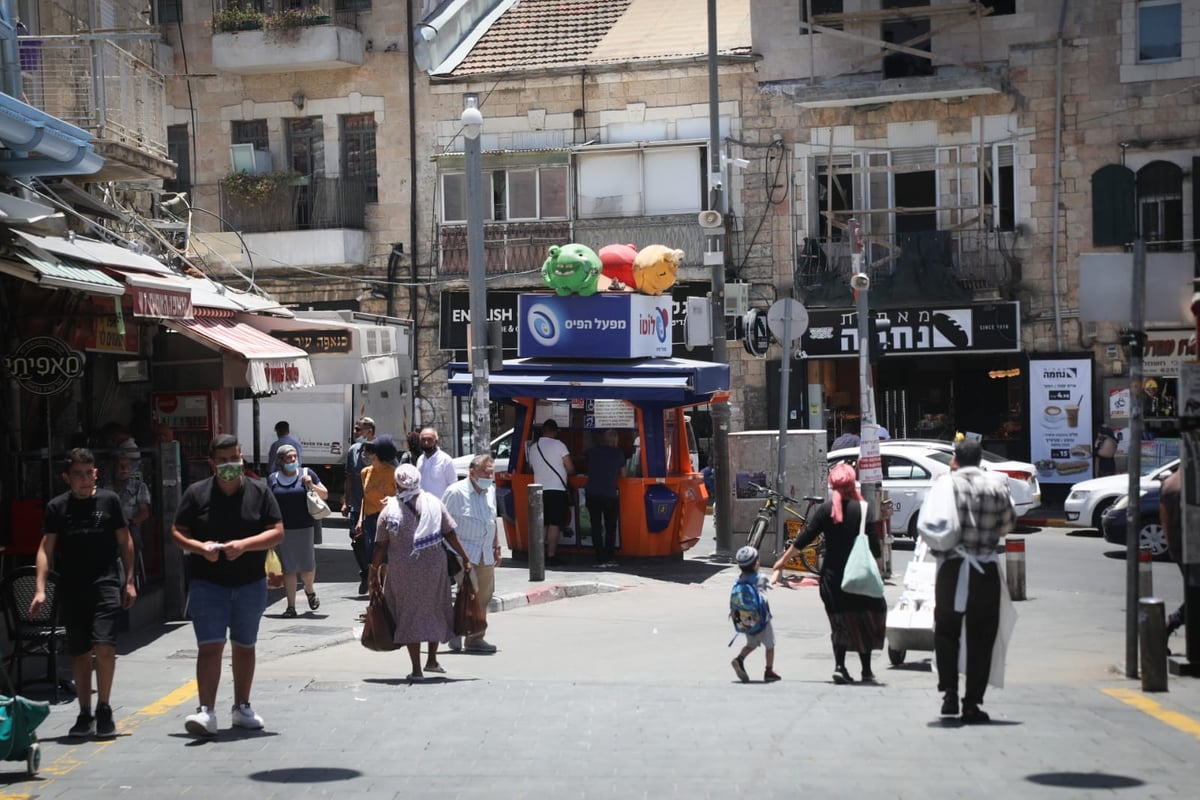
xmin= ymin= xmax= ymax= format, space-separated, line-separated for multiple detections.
xmin=448 ymin=357 xmax=729 ymax=405
xmin=0 ymin=92 xmax=103 ymax=177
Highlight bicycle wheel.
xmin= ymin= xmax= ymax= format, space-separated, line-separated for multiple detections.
xmin=798 ymin=534 xmax=824 ymax=573
xmin=747 ymin=515 xmax=769 ymax=550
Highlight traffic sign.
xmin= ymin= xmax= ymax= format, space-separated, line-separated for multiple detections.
xmin=767 ymin=298 xmax=808 ymax=343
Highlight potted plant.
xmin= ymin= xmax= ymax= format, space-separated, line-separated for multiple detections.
xmin=264 ymin=5 xmax=331 ymax=40
xmin=221 ymin=169 xmax=300 ymax=206
xmin=211 ymin=2 xmax=265 ymax=33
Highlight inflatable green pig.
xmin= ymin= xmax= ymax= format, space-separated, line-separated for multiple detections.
xmin=541 ymin=243 xmax=603 ymax=296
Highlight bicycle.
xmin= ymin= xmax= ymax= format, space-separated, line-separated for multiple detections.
xmin=745 ymin=482 xmax=825 ymax=573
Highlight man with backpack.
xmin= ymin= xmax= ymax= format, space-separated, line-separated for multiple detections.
xmin=729 ymin=546 xmax=781 ymax=683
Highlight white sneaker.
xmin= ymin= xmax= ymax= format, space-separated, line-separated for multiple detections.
xmin=185 ymin=706 xmax=218 ymax=737
xmin=230 ymin=703 xmax=264 ymax=730
xmin=448 ymin=635 xmax=463 ymax=652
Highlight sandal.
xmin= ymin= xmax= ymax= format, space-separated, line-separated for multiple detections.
xmin=424 ymin=663 xmax=446 ymax=674
xmin=306 ymin=591 xmax=320 ymax=611
xmin=406 ymin=672 xmax=424 ymax=683
xmin=282 ymin=606 xmax=297 ymax=618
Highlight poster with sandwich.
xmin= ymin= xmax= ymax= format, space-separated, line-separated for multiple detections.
xmin=1028 ymin=356 xmax=1094 ymax=484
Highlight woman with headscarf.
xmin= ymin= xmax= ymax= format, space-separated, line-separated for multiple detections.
xmin=267 ymin=444 xmax=327 ymax=617
xmin=770 ymin=463 xmax=887 ymax=684
xmin=369 ymin=464 xmax=471 ymax=682
xmin=356 ymin=435 xmax=399 ymax=566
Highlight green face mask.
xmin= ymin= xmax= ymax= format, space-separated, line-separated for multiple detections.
xmin=215 ymin=462 xmax=244 ymax=482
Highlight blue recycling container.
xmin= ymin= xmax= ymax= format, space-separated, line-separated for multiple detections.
xmin=644 ymin=484 xmax=678 ymax=533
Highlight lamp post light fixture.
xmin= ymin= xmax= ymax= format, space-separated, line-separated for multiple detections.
xmin=463 ymin=95 xmax=491 ymax=456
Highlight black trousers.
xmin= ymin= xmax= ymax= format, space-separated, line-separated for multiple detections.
xmin=585 ymin=494 xmax=620 ymax=563
xmin=934 ymin=558 xmax=1001 ymax=707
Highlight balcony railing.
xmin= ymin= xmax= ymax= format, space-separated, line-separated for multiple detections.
xmin=211 ymin=2 xmax=361 ymax=33
xmin=795 ymin=227 xmax=1018 ymax=305
xmin=216 ymin=177 xmax=368 ymax=233
xmin=437 ymin=214 xmax=711 ymax=278
xmin=17 ymin=35 xmax=168 ymax=160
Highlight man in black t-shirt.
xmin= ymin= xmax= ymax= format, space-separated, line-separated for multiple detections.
xmin=33 ymin=448 xmax=137 ymax=740
xmin=172 ymin=433 xmax=283 ymax=737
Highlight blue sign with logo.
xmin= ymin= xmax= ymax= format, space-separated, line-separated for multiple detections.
xmin=518 ymin=294 xmax=672 ymax=359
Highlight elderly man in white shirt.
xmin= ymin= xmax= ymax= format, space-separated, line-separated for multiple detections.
xmin=441 ymin=454 xmax=500 ymax=653
xmin=417 ymin=427 xmax=458 ymax=500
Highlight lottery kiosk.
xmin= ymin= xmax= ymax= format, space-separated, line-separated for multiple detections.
xmin=447 ymin=292 xmax=729 ymax=558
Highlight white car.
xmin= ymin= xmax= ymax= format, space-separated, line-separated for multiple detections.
xmin=827 ymin=440 xmax=1042 ymax=538
xmin=453 ymin=428 xmax=514 ymax=479
xmin=1064 ymin=458 xmax=1178 ymax=530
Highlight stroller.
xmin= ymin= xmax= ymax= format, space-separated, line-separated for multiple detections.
xmin=0 ymin=660 xmax=49 ymax=777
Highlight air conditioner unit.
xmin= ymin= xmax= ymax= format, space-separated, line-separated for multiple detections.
xmin=725 ymin=282 xmax=749 ymax=317
xmin=229 ymin=143 xmax=272 ymax=175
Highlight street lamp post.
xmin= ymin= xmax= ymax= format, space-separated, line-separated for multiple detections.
xmin=463 ymin=96 xmax=491 ymax=456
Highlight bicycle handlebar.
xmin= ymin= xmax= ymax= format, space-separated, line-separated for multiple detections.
xmin=747 ymin=481 xmax=813 ymax=507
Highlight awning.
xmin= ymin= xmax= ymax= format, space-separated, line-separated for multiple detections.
xmin=447 ymin=357 xmax=729 ymax=404
xmin=0 ymin=91 xmax=104 ymax=177
xmin=105 ymin=268 xmax=193 ymax=319
xmin=14 ymin=230 xmax=175 ymax=275
xmin=0 ymin=253 xmax=124 ymax=295
xmin=164 ymin=317 xmax=316 ymax=394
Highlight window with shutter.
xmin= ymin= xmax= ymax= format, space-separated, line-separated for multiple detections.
xmin=1090 ymin=164 xmax=1136 ymax=247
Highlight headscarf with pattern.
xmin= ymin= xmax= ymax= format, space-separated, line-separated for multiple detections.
xmin=827 ymin=462 xmax=862 ymax=524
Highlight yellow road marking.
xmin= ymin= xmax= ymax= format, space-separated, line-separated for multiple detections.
xmin=1103 ymin=687 xmax=1200 ymax=740
xmin=1 ymin=680 xmax=199 ymax=796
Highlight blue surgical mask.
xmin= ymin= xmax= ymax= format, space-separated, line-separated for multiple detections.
xmin=215 ymin=462 xmax=243 ymax=482
xmin=474 ymin=477 xmax=494 ymax=491
xmin=282 ymin=461 xmax=299 ymax=474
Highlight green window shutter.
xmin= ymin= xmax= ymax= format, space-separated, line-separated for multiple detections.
xmin=1091 ymin=164 xmax=1135 ymax=247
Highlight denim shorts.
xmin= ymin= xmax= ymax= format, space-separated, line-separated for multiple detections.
xmin=188 ymin=578 xmax=268 ymax=647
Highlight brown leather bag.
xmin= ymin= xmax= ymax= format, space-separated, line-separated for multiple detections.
xmin=454 ymin=573 xmax=487 ymax=637
xmin=361 ymin=588 xmax=399 ymax=651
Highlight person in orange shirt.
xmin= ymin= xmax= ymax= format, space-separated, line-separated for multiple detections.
xmin=355 ymin=435 xmax=399 ymax=563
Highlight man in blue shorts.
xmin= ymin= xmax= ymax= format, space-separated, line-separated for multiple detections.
xmin=172 ymin=434 xmax=283 ymax=736
xmin=33 ymin=448 xmax=137 ymax=739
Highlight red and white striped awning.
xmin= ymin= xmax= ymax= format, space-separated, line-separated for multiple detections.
xmin=164 ymin=317 xmax=315 ymax=394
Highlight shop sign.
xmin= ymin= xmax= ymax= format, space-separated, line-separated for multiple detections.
xmin=584 ymin=399 xmax=636 ymax=429
xmin=3 ymin=336 xmax=86 ymax=395
xmin=131 ymin=285 xmax=192 ymax=319
xmin=1028 ymin=356 xmax=1094 ymax=484
xmin=517 ymin=293 xmax=671 ymax=359
xmin=88 ymin=316 xmax=138 ymax=354
xmin=799 ymin=302 xmax=1020 ymax=358
xmin=1141 ymin=330 xmax=1196 ymax=378
xmin=273 ymin=330 xmax=352 ymax=354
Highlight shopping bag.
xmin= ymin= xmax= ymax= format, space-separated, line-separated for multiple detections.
xmin=360 ymin=589 xmax=399 ymax=651
xmin=841 ymin=501 xmax=885 ymax=598
xmin=265 ymin=548 xmax=284 ymax=589
xmin=454 ymin=572 xmax=487 ymax=637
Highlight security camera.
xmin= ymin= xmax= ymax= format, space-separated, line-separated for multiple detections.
xmin=697 ymin=210 xmax=723 ymax=229
xmin=850 ymin=273 xmax=870 ymax=291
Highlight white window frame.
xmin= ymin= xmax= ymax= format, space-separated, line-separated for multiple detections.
xmin=440 ymin=165 xmax=568 ymax=223
xmin=576 ymin=144 xmax=705 ymax=219
xmin=1136 ymin=0 xmax=1182 ymax=64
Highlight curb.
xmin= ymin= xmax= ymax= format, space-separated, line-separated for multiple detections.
xmin=491 ymin=581 xmax=623 ymax=612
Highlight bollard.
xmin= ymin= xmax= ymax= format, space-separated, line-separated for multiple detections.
xmin=1005 ymin=537 xmax=1026 ymax=600
xmin=1139 ymin=597 xmax=1168 ymax=692
xmin=528 ymin=483 xmax=545 ymax=582
xmin=1138 ymin=547 xmax=1154 ymax=599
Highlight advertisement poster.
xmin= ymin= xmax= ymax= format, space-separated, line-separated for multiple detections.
xmin=1028 ymin=356 xmax=1094 ymax=484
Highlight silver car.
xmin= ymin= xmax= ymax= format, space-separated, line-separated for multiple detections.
xmin=827 ymin=440 xmax=1042 ymax=538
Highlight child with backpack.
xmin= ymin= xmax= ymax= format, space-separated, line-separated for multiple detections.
xmin=729 ymin=546 xmax=781 ymax=683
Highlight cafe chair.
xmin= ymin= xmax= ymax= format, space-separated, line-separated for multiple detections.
xmin=0 ymin=566 xmax=65 ymax=702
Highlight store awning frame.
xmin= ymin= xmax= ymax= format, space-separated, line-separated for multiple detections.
xmin=0 ymin=253 xmax=124 ymax=295
xmin=164 ymin=317 xmax=315 ymax=395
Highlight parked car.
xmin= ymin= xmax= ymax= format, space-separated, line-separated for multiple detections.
xmin=827 ymin=439 xmax=1041 ymax=538
xmin=1064 ymin=459 xmax=1178 ymax=530
xmin=453 ymin=428 xmax=514 ymax=479
xmin=1101 ymin=486 xmax=1171 ymax=558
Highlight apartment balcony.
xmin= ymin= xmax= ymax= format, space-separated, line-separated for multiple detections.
xmin=18 ymin=35 xmax=174 ymax=181
xmin=438 ymin=215 xmax=712 ymax=279
xmin=795 ymin=227 xmax=1019 ymax=307
xmin=212 ymin=10 xmax=364 ymax=75
xmin=215 ymin=177 xmax=368 ymax=268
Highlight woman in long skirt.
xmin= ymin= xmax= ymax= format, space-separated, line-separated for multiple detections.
xmin=369 ymin=464 xmax=471 ymax=682
xmin=771 ymin=463 xmax=887 ymax=684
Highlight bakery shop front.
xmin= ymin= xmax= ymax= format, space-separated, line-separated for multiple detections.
xmin=794 ymin=301 xmax=1032 ymax=461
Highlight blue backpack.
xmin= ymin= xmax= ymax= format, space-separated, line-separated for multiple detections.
xmin=729 ymin=577 xmax=769 ymax=636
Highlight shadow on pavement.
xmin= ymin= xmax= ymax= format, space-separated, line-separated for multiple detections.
xmin=1026 ymin=771 xmax=1142 ymax=789
xmin=250 ymin=766 xmax=360 ymax=783
xmin=1066 ymin=529 xmax=1103 ymax=538
xmin=927 ymin=718 xmax=1022 ymax=728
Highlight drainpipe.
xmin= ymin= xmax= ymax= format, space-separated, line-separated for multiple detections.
xmin=407 ymin=0 xmax=420 ymax=325
xmin=1049 ymin=0 xmax=1069 ymax=351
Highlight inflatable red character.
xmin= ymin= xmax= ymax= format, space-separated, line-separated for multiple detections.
xmin=598 ymin=243 xmax=638 ymax=291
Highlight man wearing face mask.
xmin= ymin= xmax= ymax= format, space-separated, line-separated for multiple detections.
xmin=441 ymin=454 xmax=500 ymax=654
xmin=171 ymin=434 xmax=283 ymax=737
xmin=416 ymin=426 xmax=457 ymax=499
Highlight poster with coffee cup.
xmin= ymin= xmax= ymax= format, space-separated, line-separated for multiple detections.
xmin=1028 ymin=356 xmax=1094 ymax=484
